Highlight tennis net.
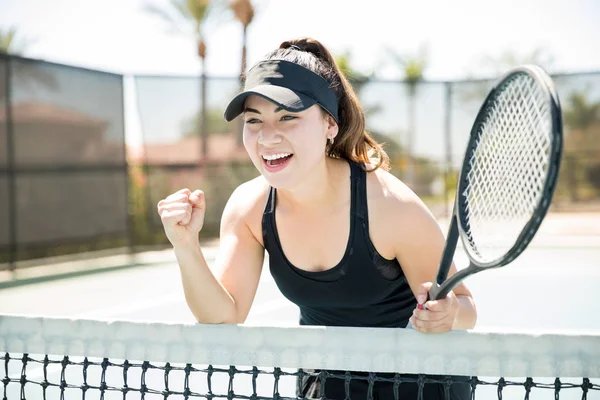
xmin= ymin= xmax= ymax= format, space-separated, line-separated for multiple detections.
xmin=1 ymin=314 xmax=599 ymax=400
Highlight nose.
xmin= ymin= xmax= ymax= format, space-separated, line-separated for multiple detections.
xmin=257 ymin=125 xmax=283 ymax=146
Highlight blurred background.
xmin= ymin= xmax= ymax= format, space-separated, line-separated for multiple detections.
xmin=0 ymin=0 xmax=599 ymax=327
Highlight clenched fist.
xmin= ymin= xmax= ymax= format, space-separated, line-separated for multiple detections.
xmin=157 ymin=188 xmax=206 ymax=246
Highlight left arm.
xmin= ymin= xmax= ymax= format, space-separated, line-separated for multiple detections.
xmin=390 ymin=196 xmax=477 ymax=332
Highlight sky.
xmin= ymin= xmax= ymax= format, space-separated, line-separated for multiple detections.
xmin=1 ymin=0 xmax=600 ymax=80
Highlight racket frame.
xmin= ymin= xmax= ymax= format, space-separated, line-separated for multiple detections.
xmin=428 ymin=65 xmax=563 ymax=302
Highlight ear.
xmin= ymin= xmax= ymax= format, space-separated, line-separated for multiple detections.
xmin=325 ymin=114 xmax=339 ymax=140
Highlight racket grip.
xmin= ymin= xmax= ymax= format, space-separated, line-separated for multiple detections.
xmin=418 ymin=283 xmax=442 ymax=310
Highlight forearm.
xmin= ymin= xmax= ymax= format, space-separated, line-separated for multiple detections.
xmin=452 ymin=294 xmax=477 ymax=330
xmin=173 ymin=241 xmax=237 ymax=324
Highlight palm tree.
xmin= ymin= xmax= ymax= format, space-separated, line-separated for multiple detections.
xmin=0 ymin=27 xmax=18 ymax=54
xmin=385 ymin=45 xmax=428 ymax=187
xmin=458 ymin=48 xmax=556 ymax=111
xmin=229 ymin=0 xmax=255 ymax=146
xmin=229 ymin=0 xmax=254 ymax=82
xmin=476 ymin=47 xmax=555 ymax=78
xmin=335 ymin=51 xmax=372 ymax=92
xmin=0 ymin=26 xmax=36 ymax=55
xmin=335 ymin=51 xmax=382 ymax=119
xmin=0 ymin=27 xmax=57 ymax=99
xmin=144 ymin=0 xmax=219 ymax=159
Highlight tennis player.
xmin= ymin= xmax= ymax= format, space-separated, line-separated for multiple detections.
xmin=157 ymin=37 xmax=476 ymax=399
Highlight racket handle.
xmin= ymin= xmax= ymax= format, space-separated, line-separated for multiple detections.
xmin=417 ymin=215 xmax=459 ymax=311
xmin=436 ymin=215 xmax=459 ymax=286
xmin=418 ymin=284 xmax=439 ymax=310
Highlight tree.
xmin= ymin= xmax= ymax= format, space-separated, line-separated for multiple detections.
xmin=0 ymin=27 xmax=34 ymax=55
xmin=0 ymin=28 xmax=57 ymax=101
xmin=335 ymin=51 xmax=371 ymax=91
xmin=228 ymin=0 xmax=255 ymax=146
xmin=564 ymin=90 xmax=600 ymax=133
xmin=384 ymin=44 xmax=428 ymax=187
xmin=457 ymin=48 xmax=557 ymax=112
xmin=183 ymin=107 xmax=232 ymax=136
xmin=0 ymin=27 xmax=18 ymax=55
xmin=562 ymin=89 xmax=600 ymax=196
xmin=473 ymin=47 xmax=555 ymax=78
xmin=336 ymin=50 xmax=439 ymax=194
xmin=229 ymin=0 xmax=255 ymax=82
xmin=144 ymin=0 xmax=223 ymax=158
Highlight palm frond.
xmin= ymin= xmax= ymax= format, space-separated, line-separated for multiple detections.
xmin=0 ymin=27 xmax=37 ymax=55
xmin=184 ymin=0 xmax=211 ymax=23
xmin=384 ymin=45 xmax=428 ymax=83
xmin=0 ymin=27 xmax=18 ymax=54
xmin=200 ymin=0 xmax=236 ymax=37
xmin=230 ymin=0 xmax=255 ymax=26
xmin=143 ymin=2 xmax=191 ymax=33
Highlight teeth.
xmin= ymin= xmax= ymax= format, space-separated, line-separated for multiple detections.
xmin=262 ymin=153 xmax=292 ymax=161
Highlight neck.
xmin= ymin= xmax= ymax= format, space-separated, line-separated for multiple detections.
xmin=276 ymin=157 xmax=346 ymax=212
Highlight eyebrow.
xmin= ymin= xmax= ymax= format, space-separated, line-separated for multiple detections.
xmin=243 ymin=106 xmax=284 ymax=115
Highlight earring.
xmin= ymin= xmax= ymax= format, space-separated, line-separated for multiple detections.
xmin=329 ymin=137 xmax=334 ymax=145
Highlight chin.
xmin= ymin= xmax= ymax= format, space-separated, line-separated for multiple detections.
xmin=257 ymin=156 xmax=299 ymax=189
xmin=260 ymin=169 xmax=297 ymax=190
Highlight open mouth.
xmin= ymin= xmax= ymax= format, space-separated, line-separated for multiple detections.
xmin=262 ymin=153 xmax=294 ymax=171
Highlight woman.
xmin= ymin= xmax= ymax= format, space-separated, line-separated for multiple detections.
xmin=157 ymin=37 xmax=476 ymax=399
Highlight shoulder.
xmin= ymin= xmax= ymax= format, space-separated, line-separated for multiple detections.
xmin=221 ymin=175 xmax=271 ymax=245
xmin=224 ymin=175 xmax=270 ymax=213
xmin=364 ymin=163 xmax=424 ymax=212
xmin=364 ymin=163 xmax=439 ymax=240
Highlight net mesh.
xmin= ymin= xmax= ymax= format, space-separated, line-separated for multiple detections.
xmin=462 ymin=71 xmax=555 ymax=265
xmin=2 ymin=315 xmax=599 ymax=400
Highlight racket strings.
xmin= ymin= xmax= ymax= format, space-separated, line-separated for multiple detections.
xmin=463 ymin=73 xmax=553 ymax=264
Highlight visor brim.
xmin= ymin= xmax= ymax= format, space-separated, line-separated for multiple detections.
xmin=224 ymin=85 xmax=317 ymax=122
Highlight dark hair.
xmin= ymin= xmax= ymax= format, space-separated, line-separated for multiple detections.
xmin=257 ymin=38 xmax=390 ymax=172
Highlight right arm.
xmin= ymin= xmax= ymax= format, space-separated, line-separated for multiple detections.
xmin=158 ymin=184 xmax=265 ymax=324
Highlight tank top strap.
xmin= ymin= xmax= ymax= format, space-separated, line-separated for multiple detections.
xmin=262 ymin=186 xmax=276 ymax=249
xmin=263 ymin=185 xmax=276 ymax=215
xmin=350 ymin=161 xmax=368 ymax=223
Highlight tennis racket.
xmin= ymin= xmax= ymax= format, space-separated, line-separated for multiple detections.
xmin=424 ymin=64 xmax=563 ymax=305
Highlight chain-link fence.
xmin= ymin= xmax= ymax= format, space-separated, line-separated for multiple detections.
xmin=133 ymin=70 xmax=600 ymax=231
xmin=2 ymin=53 xmax=599 ymax=269
xmin=0 ymin=54 xmax=129 ymax=270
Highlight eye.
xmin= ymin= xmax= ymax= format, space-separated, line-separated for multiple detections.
xmin=245 ymin=118 xmax=261 ymax=124
xmin=281 ymin=115 xmax=297 ymax=121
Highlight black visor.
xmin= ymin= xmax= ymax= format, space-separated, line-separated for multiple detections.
xmin=224 ymin=59 xmax=339 ymax=122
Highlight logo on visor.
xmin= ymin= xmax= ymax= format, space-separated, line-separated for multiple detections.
xmin=245 ymin=62 xmax=284 ymax=88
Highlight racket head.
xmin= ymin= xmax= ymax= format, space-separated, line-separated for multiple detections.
xmin=455 ymin=65 xmax=563 ymax=269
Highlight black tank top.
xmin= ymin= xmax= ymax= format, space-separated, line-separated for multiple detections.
xmin=261 ymin=161 xmax=417 ymax=328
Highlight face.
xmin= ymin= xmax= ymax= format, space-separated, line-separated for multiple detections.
xmin=242 ymin=95 xmax=338 ymax=189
